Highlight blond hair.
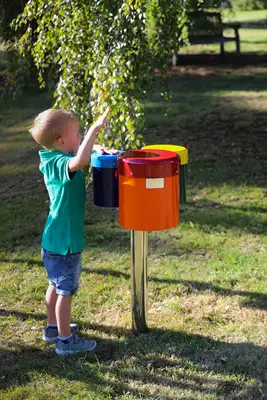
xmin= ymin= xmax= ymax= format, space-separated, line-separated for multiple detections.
xmin=30 ymin=109 xmax=78 ymax=150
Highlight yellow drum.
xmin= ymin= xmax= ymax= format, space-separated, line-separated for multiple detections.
xmin=143 ymin=145 xmax=188 ymax=204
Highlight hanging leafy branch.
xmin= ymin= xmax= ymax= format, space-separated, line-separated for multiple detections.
xmin=14 ymin=0 xmax=195 ymax=149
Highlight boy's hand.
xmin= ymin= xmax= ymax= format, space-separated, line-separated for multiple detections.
xmin=69 ymin=107 xmax=112 ymax=172
xmin=93 ymin=144 xmax=119 ymax=155
xmin=92 ymin=107 xmax=110 ymax=132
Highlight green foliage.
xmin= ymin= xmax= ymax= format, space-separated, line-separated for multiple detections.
xmin=13 ymin=0 xmax=193 ymax=149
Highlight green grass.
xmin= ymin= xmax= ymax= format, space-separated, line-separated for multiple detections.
xmin=1 ymin=20 xmax=267 ymax=400
xmin=224 ymin=9 xmax=267 ymax=22
xmin=181 ymin=9 xmax=267 ymax=55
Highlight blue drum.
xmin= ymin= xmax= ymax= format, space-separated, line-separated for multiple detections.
xmin=91 ymin=151 xmax=122 ymax=208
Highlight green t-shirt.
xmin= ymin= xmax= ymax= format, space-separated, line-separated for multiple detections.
xmin=39 ymin=150 xmax=86 ymax=255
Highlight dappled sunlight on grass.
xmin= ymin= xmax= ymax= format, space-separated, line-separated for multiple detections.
xmin=205 ymin=92 xmax=267 ymax=101
xmin=222 ymin=9 xmax=267 ymax=23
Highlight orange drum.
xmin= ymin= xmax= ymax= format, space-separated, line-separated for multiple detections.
xmin=118 ymin=149 xmax=180 ymax=231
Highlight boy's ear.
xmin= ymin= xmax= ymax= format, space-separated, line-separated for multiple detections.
xmin=57 ymin=136 xmax=65 ymax=146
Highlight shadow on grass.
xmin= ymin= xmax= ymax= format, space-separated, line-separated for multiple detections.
xmin=144 ymin=76 xmax=267 ymax=193
xmin=1 ymin=187 xmax=267 ymax=254
xmin=0 ymin=321 xmax=266 ymax=398
xmin=176 ymin=53 xmax=267 ymax=66
xmin=0 ymin=258 xmax=44 ymax=267
xmin=1 ymin=240 xmax=266 ymax=313
xmin=83 ymin=267 xmax=267 ymax=311
xmin=167 ymin=71 xmax=267 ymax=92
xmin=0 ymin=191 xmax=266 ymax=261
xmin=0 ymin=308 xmax=46 ymax=321
xmin=242 ymin=40 xmax=267 ymax=44
xmin=182 ymin=201 xmax=267 ymax=235
xmin=239 ymin=19 xmax=267 ymax=29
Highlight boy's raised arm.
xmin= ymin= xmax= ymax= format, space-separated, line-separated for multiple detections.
xmin=69 ymin=107 xmax=110 ymax=172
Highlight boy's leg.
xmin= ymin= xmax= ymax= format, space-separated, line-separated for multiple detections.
xmin=43 ymin=289 xmax=78 ymax=343
xmin=42 ymin=250 xmax=78 ymax=343
xmin=42 ymin=249 xmax=96 ymax=353
xmin=46 ymin=284 xmax=58 ymax=325
xmin=55 ymin=293 xmax=97 ymax=355
xmin=56 ymin=294 xmax=72 ymax=337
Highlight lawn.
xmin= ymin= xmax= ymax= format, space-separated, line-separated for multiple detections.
xmin=1 ymin=14 xmax=267 ymax=400
xmin=180 ymin=9 xmax=267 ymax=55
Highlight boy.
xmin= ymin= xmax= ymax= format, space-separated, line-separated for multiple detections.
xmin=30 ymin=107 xmax=111 ymax=355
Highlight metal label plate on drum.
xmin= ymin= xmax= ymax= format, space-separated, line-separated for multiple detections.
xmin=146 ymin=178 xmax=164 ymax=189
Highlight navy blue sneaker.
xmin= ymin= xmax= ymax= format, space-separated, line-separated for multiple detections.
xmin=55 ymin=334 xmax=97 ymax=355
xmin=43 ymin=324 xmax=79 ymax=343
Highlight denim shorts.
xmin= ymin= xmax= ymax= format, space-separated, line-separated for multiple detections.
xmin=41 ymin=248 xmax=82 ymax=296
